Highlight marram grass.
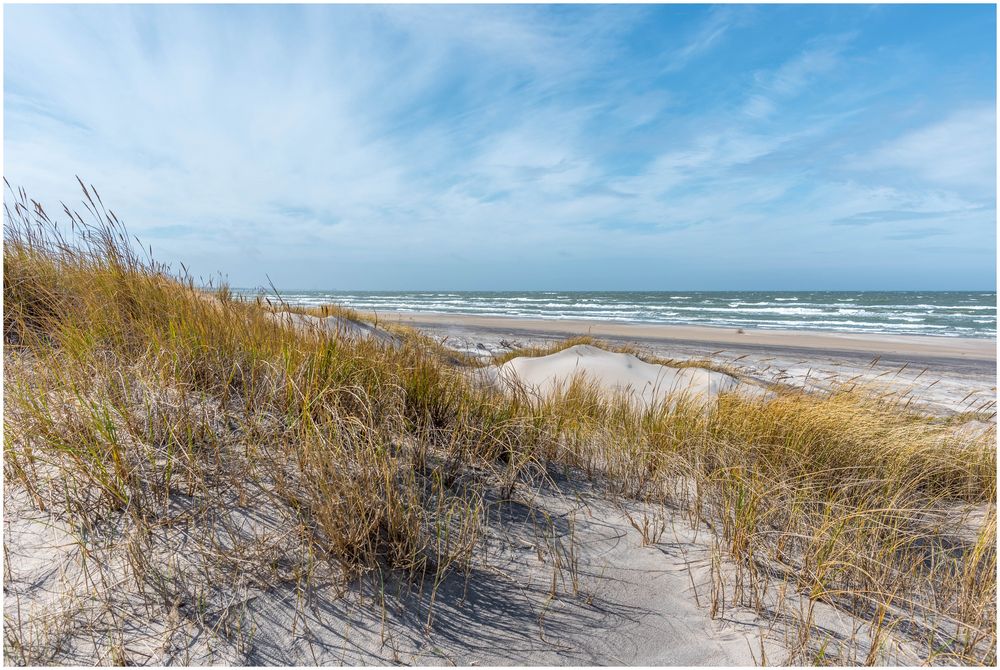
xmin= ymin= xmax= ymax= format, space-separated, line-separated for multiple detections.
xmin=3 ymin=184 xmax=996 ymax=665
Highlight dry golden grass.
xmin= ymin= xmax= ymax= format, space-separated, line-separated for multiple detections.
xmin=3 ymin=183 xmax=996 ymax=665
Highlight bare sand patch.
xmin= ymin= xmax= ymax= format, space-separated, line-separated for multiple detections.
xmin=485 ymin=344 xmax=762 ymax=406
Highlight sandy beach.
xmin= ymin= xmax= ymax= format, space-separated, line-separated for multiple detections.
xmin=383 ymin=311 xmax=996 ymax=416
xmin=383 ymin=311 xmax=996 ymax=361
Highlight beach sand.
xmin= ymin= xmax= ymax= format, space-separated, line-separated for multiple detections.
xmin=384 ymin=312 xmax=997 ymax=416
xmin=383 ymin=311 xmax=995 ymax=360
xmin=5 ymin=477 xmax=792 ymax=665
xmin=484 ymin=343 xmax=765 ymax=407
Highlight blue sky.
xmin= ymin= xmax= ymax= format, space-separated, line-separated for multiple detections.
xmin=4 ymin=4 xmax=996 ymax=290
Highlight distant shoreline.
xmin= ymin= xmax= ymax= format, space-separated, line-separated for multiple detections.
xmin=377 ymin=310 xmax=997 ymax=362
xmin=234 ymin=289 xmax=998 ymax=340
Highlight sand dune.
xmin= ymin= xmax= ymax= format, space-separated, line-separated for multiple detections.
xmin=488 ymin=344 xmax=758 ymax=405
xmin=4 ymin=481 xmax=784 ymax=665
xmin=266 ymin=310 xmax=400 ymax=346
xmin=390 ymin=312 xmax=996 ymax=415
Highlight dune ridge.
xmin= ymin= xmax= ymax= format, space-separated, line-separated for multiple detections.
xmin=487 ymin=343 xmax=756 ymax=405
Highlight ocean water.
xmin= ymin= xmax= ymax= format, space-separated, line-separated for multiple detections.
xmin=237 ymin=290 xmax=998 ymax=339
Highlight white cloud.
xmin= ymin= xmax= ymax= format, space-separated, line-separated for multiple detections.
xmin=3 ymin=5 xmax=994 ymax=289
xmin=664 ymin=6 xmax=746 ymax=72
xmin=864 ymin=106 xmax=996 ymax=195
xmin=742 ymin=37 xmax=850 ymax=119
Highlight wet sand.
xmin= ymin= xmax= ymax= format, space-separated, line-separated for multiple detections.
xmin=383 ymin=311 xmax=993 ymax=361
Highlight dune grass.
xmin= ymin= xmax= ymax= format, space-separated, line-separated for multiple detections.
xmin=3 ymin=184 xmax=996 ymax=665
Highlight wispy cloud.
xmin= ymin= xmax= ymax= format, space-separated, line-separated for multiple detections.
xmin=742 ymin=35 xmax=853 ymax=119
xmin=832 ymin=209 xmax=971 ymax=226
xmin=885 ymin=227 xmax=948 ymax=241
xmin=3 ymin=4 xmax=995 ymax=290
xmin=664 ymin=6 xmax=744 ymax=72
xmin=862 ymin=106 xmax=996 ymax=195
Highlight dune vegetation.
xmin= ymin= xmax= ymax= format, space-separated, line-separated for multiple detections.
xmin=3 ymin=184 xmax=996 ymax=665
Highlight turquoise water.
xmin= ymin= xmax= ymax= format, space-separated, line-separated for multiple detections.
xmin=236 ymin=290 xmax=997 ymax=339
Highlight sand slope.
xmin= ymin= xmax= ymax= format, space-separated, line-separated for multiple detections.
xmin=490 ymin=344 xmax=751 ymax=405
xmin=266 ymin=311 xmax=399 ymax=346
xmin=3 ymin=480 xmax=782 ymax=666
xmin=10 ymin=470 xmax=938 ymax=665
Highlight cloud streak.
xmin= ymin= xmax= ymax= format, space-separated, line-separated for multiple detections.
xmin=3 ymin=4 xmax=996 ymax=290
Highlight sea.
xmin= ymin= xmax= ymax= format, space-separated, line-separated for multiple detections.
xmin=235 ymin=290 xmax=998 ymax=339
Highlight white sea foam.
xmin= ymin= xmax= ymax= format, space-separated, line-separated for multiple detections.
xmin=234 ymin=290 xmax=996 ymax=338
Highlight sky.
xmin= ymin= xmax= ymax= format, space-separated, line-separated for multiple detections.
xmin=4 ymin=4 xmax=997 ymax=291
